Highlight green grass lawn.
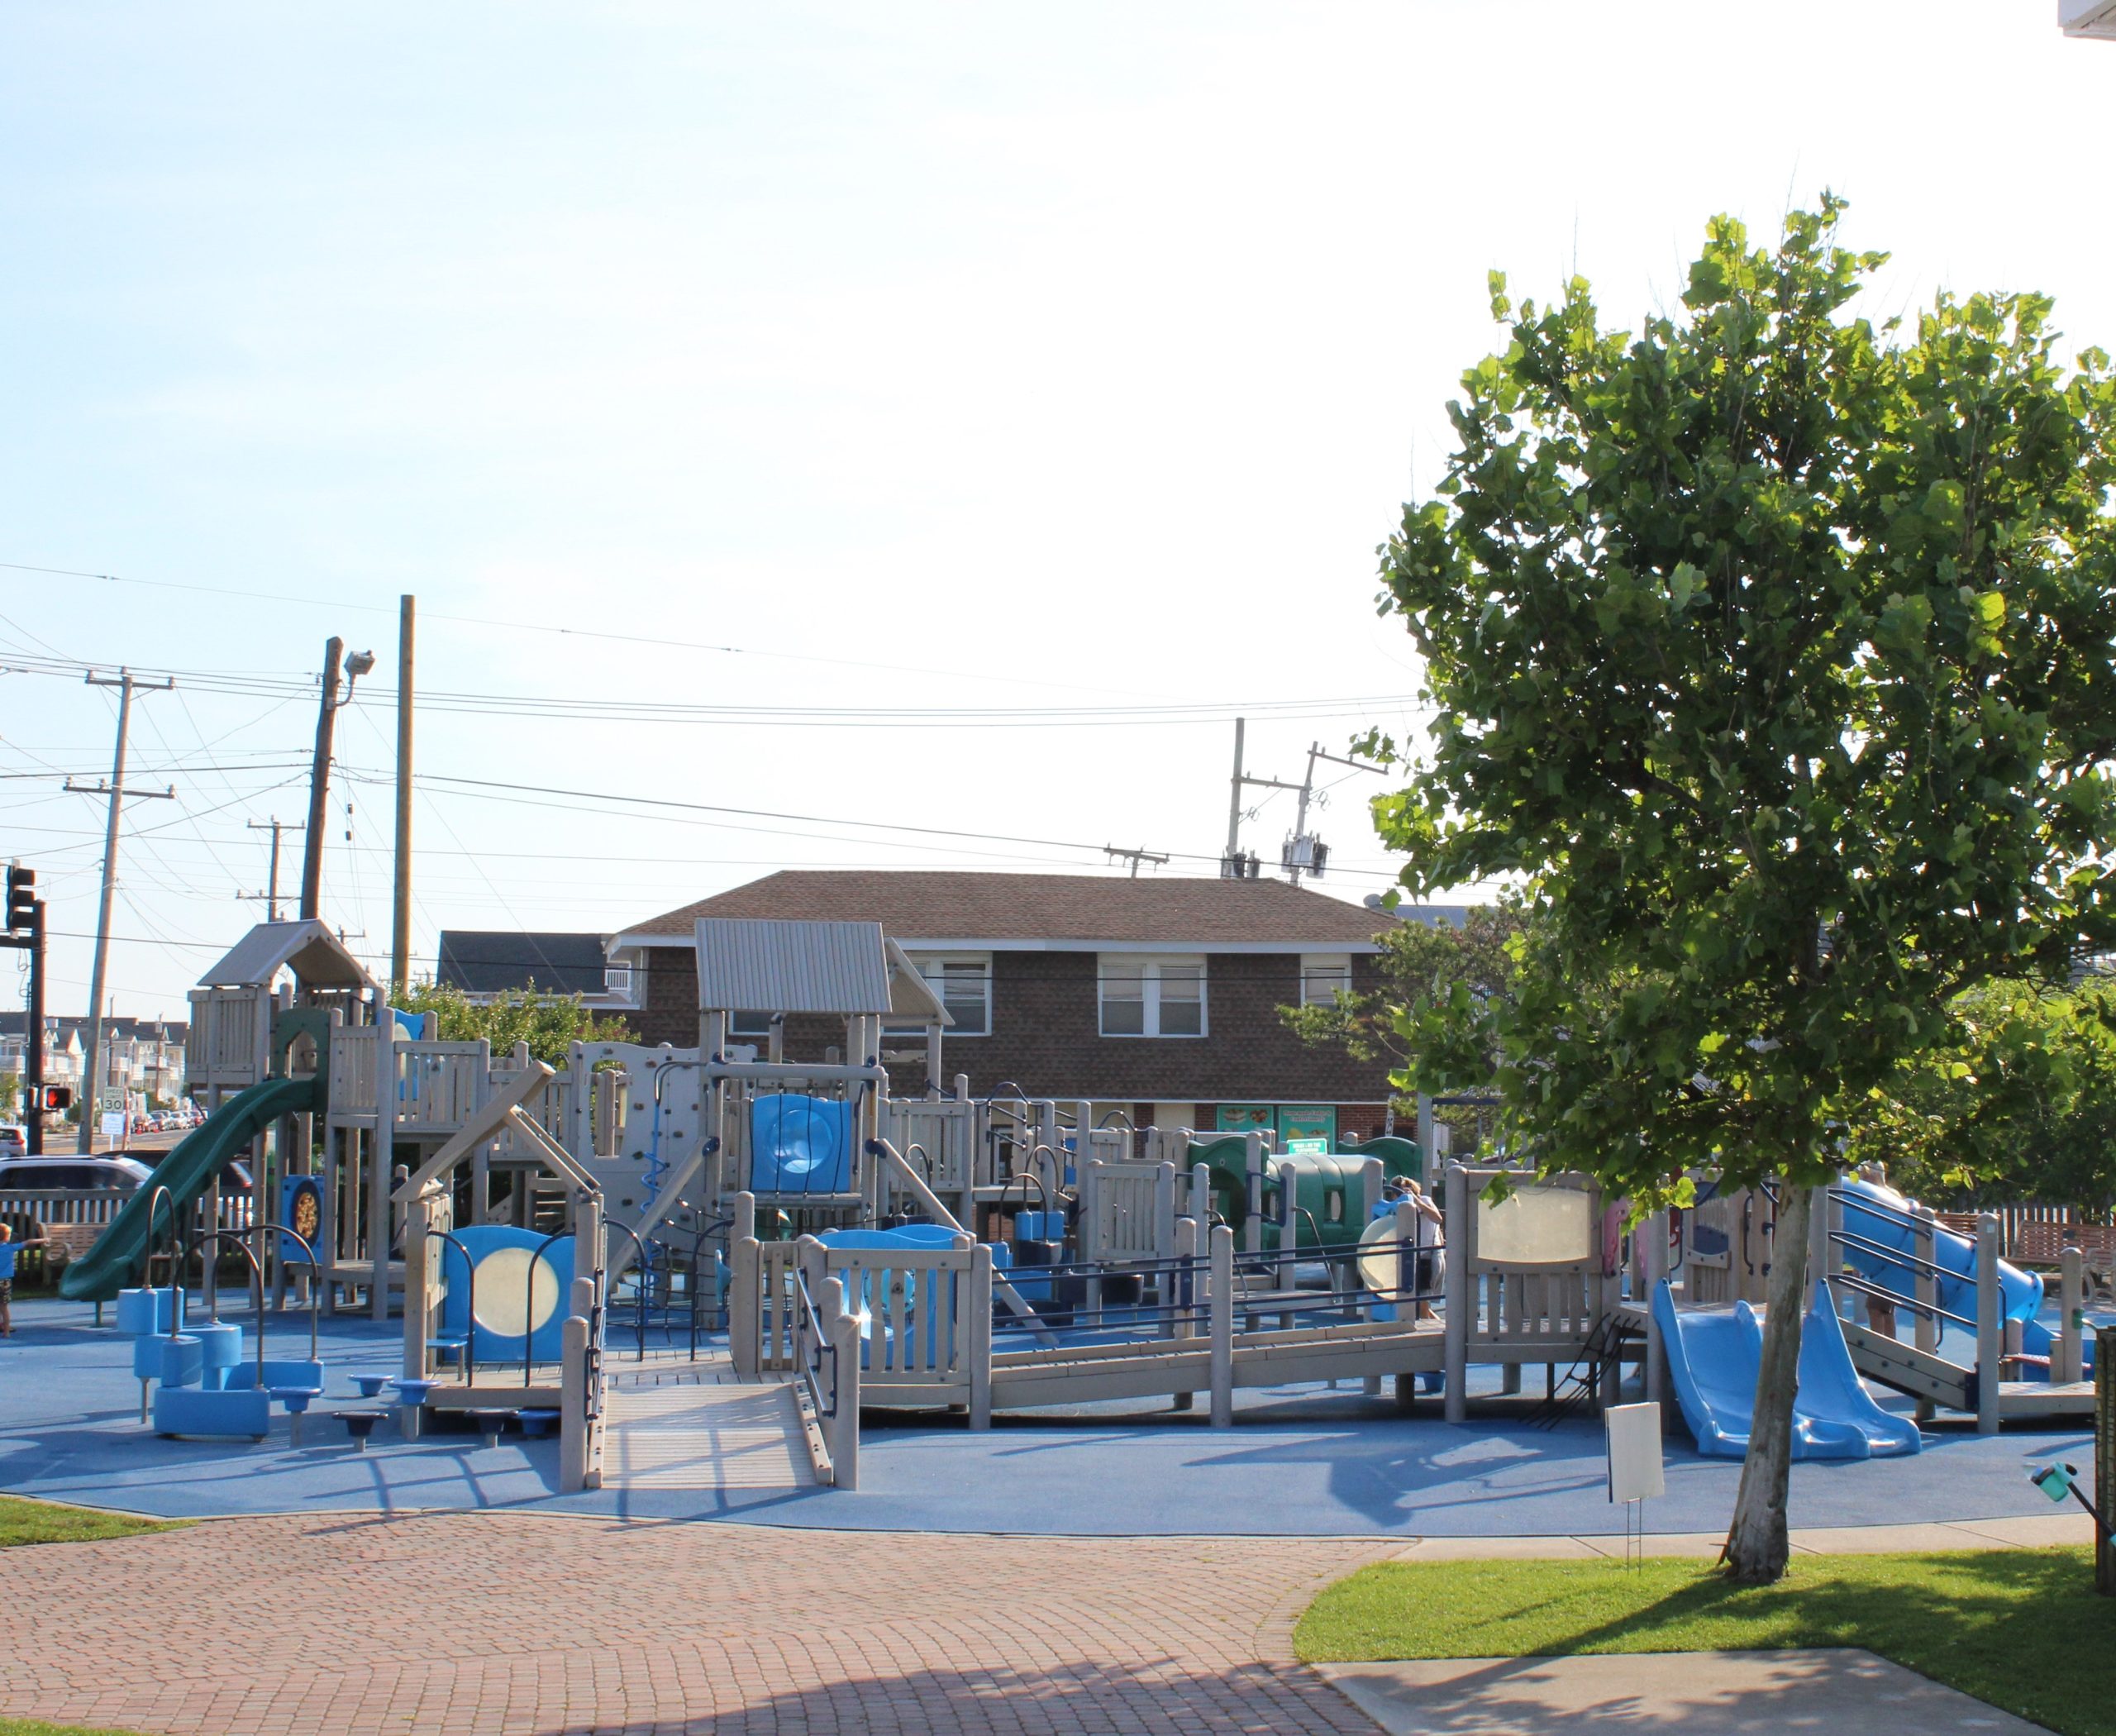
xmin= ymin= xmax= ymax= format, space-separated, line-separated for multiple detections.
xmin=1298 ymin=1550 xmax=2116 ymax=1736
xmin=0 ymin=1722 xmax=151 ymax=1736
xmin=0 ymin=1495 xmax=181 ymax=1549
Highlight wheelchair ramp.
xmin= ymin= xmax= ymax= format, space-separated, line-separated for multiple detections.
xmin=603 ymin=1381 xmax=816 ymax=1491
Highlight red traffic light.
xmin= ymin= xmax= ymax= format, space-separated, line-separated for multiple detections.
xmin=36 ymin=1085 xmax=73 ymax=1112
xmin=4 ymin=864 xmax=33 ymax=932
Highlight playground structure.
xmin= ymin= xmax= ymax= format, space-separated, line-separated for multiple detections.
xmin=1636 ymin=1172 xmax=2102 ymax=1451
xmin=50 ymin=911 xmax=2114 ymax=1499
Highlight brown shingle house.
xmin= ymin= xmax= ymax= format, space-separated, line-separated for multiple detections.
xmin=608 ymin=870 xmax=1443 ymax=1146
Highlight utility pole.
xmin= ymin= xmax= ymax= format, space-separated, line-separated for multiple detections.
xmin=1222 ymin=717 xmax=1303 ymax=878
xmin=1103 ymin=845 xmax=1170 ymax=879
xmin=67 ymin=669 xmax=174 ymax=1152
xmin=243 ymin=818 xmax=303 ymax=920
xmin=298 ymin=636 xmax=375 ymax=923
xmin=391 ymin=594 xmax=415 ymax=993
xmin=1284 ymin=742 xmax=1387 ymax=885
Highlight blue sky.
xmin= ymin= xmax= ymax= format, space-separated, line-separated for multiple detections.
xmin=2 ymin=2 xmax=2111 ymax=1017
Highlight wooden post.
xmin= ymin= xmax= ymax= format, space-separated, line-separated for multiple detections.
xmin=1360 ymin=1156 xmax=1387 ymax=1395
xmin=968 ymin=1243 xmax=993 ymax=1429
xmin=1082 ymin=1159 xmax=1104 ymax=1320
xmin=1172 ymin=1214 xmax=1197 ymax=1411
xmin=560 ymin=1313 xmax=589 ymax=1493
xmin=1976 ymin=1214 xmax=2002 ymax=1435
xmin=371 ymin=1022 xmax=397 ymax=1322
xmin=1189 ymin=1161 xmax=1211 ymax=1224
xmin=2095 ymin=1324 xmax=2114 ymax=1595
xmin=731 ymin=1235 xmax=760 ymax=1382
xmin=1913 ymin=1204 xmax=1938 ymax=1424
xmin=1152 ymin=1161 xmax=1177 ymax=1261
xmin=1808 ymin=1180 xmax=1833 ymax=1314
xmin=1209 ymin=1223 xmax=1234 ymax=1428
xmin=2058 ymin=1247 xmax=2085 ymax=1386
xmin=822 ymin=1275 xmax=860 ymax=1490
xmin=1641 ymin=1204 xmax=1666 ymax=1409
xmin=1443 ymin=1162 xmax=1470 ymax=1424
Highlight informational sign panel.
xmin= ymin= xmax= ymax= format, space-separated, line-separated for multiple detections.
xmin=1605 ymin=1402 xmax=1666 ymax=1504
xmin=1284 ymin=1137 xmax=1330 ymax=1157
xmin=99 ymin=1111 xmax=128 ymax=1142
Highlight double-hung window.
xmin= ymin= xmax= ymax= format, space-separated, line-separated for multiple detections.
xmin=1299 ymin=953 xmax=1353 ymax=1007
xmin=1099 ymin=955 xmax=1207 ymax=1037
xmin=889 ymin=952 xmax=992 ymax=1037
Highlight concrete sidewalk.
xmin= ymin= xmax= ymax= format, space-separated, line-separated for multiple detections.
xmin=1324 ymin=1650 xmax=2045 ymax=1734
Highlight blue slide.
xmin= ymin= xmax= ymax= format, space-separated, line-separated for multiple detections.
xmin=1652 ymin=1281 xmax=1922 ymax=1460
xmin=1837 ymin=1177 xmax=2042 ymax=1322
xmin=1835 ymin=1178 xmax=2091 ymax=1381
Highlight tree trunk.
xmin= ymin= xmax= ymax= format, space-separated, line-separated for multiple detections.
xmin=1722 ymin=1180 xmax=1814 ymax=1583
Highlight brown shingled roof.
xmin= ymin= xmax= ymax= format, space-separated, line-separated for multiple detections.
xmin=617 ymin=871 xmax=1398 ymax=947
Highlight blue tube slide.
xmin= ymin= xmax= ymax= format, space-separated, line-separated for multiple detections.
xmin=1651 ymin=1280 xmax=1921 ymax=1460
xmin=1834 ymin=1177 xmax=2042 ymax=1323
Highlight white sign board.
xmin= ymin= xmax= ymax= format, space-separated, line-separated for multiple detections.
xmin=1605 ymin=1402 xmax=1666 ymax=1504
xmin=99 ymin=1111 xmax=129 ymax=1142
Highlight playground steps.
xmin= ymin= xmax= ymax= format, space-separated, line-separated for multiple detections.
xmin=1842 ymin=1320 xmax=1975 ymax=1411
xmin=602 ymin=1380 xmax=816 ymax=1490
xmin=1844 ymin=1322 xmax=2099 ymax=1419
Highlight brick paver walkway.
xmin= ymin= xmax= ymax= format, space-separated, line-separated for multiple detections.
xmin=2 ymin=1513 xmax=1391 ymax=1734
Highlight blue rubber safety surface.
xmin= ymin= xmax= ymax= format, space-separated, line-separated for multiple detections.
xmin=0 ymin=1298 xmax=2095 ymax=1538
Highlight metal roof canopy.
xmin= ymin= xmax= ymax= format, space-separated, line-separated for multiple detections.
xmin=198 ymin=920 xmax=377 ymax=992
xmin=884 ymin=937 xmax=952 ymax=1026
xmin=694 ymin=918 xmax=899 ymax=1017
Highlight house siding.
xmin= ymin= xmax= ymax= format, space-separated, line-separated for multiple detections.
xmin=633 ymin=946 xmax=1394 ymax=1105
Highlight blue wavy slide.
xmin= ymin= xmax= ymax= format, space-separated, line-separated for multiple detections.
xmin=1652 ymin=1280 xmax=1922 ymax=1460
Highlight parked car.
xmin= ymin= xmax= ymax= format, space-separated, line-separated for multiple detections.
xmin=0 ymin=1155 xmax=155 ymax=1193
xmin=0 ymin=1125 xmax=26 ymax=1159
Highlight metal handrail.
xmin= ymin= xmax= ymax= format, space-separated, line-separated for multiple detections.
xmin=429 ymin=1228 xmax=479 ymax=1387
xmin=1832 ymin=1269 xmax=1977 ymax=1334
xmin=603 ymin=1219 xmax=652 ymax=1362
xmin=1829 ymin=1224 xmax=1961 ymax=1286
xmin=525 ymin=1229 xmax=574 ymax=1387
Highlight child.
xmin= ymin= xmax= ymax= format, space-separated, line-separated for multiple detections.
xmin=0 ymin=1222 xmax=50 ymax=1337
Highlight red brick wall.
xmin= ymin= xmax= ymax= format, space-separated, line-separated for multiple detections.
xmin=632 ymin=945 xmax=1394 ymax=1105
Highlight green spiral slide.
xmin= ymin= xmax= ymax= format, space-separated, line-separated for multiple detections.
xmin=57 ymin=1072 xmax=322 ymax=1302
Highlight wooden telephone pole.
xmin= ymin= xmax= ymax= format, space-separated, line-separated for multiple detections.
xmin=391 ymin=595 xmax=415 ymax=993
xmin=67 ymin=669 xmax=174 ymax=1152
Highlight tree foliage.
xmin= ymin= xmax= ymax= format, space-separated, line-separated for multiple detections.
xmin=1843 ymin=979 xmax=2116 ymax=1214
xmin=1370 ymin=197 xmax=2116 ymax=1580
xmin=393 ymin=980 xmax=631 ymax=1068
xmin=1375 ymin=196 xmax=2116 ymax=1205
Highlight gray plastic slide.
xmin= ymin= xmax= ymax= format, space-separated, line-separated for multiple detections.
xmin=1651 ymin=1279 xmax=1922 ymax=1460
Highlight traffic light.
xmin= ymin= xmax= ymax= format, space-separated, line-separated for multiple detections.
xmin=4 ymin=865 xmax=32 ymax=932
xmin=37 ymin=1085 xmax=73 ymax=1112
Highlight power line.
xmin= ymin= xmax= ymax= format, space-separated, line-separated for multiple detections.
xmin=0 ymin=650 xmax=1421 ymax=731
xmin=0 ymin=560 xmax=1163 ymax=701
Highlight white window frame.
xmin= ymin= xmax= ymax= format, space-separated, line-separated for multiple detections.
xmin=1299 ymin=953 xmax=1353 ymax=1008
xmin=1099 ymin=954 xmax=1208 ymax=1039
xmin=887 ymin=952 xmax=992 ymax=1037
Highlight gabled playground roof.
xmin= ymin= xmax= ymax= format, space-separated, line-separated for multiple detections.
xmin=197 ymin=919 xmax=375 ymax=992
xmin=694 ymin=917 xmax=924 ymax=1018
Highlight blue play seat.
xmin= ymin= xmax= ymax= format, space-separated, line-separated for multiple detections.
xmin=155 ymin=1385 xmax=270 ymax=1440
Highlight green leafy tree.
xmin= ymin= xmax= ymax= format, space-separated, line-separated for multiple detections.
xmin=1280 ymin=904 xmax=1525 ymax=1147
xmin=1373 ymin=197 xmax=2116 ymax=1581
xmin=1846 ymin=980 xmax=2116 ymax=1214
xmin=393 ymin=980 xmax=632 ymax=1068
